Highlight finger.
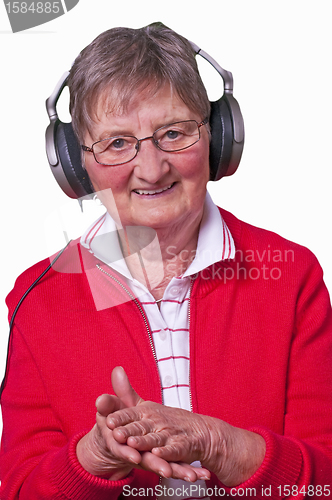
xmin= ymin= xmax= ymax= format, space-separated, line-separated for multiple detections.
xmin=167 ymin=462 xmax=205 ymax=483
xmin=183 ymin=465 xmax=211 ymax=481
xmin=151 ymin=451 xmax=211 ymax=481
xmin=151 ymin=444 xmax=183 ymax=462
xmin=126 ymin=431 xmax=167 ymax=450
xmin=111 ymin=366 xmax=145 ymax=408
xmin=95 ymin=412 xmax=142 ymax=466
xmin=138 ymin=454 xmax=209 ymax=483
xmin=108 ymin=436 xmax=142 ymax=465
xmin=112 ymin=420 xmax=155 ymax=444
xmin=139 ymin=451 xmax=173 ymax=479
xmin=96 ymin=394 xmax=125 ymax=417
xmin=106 ymin=407 xmax=141 ymax=430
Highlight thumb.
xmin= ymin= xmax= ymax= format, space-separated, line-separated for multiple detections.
xmin=111 ymin=366 xmax=144 ymax=407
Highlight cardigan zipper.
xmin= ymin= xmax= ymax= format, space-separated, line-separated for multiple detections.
xmin=95 ymin=263 xmax=161 ymax=391
xmin=96 ymin=264 xmax=198 ymax=495
xmin=188 ymin=277 xmax=195 ymax=413
xmin=96 ymin=263 xmax=163 ymax=498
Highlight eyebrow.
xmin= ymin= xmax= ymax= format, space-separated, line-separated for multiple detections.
xmin=97 ymin=130 xmax=133 ymax=141
xmin=95 ymin=118 xmax=193 ymax=142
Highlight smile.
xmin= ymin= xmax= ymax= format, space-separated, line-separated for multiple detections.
xmin=133 ymin=183 xmax=175 ymax=195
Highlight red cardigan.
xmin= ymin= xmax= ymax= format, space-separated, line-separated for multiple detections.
xmin=1 ymin=208 xmax=332 ymax=499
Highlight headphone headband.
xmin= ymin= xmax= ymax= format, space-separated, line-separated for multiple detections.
xmin=46 ymin=70 xmax=70 ymax=168
xmin=45 ymin=41 xmax=244 ymax=198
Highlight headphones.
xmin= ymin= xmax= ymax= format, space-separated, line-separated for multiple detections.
xmin=45 ymin=40 xmax=244 ymax=199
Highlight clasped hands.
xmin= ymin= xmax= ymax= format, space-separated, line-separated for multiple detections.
xmin=76 ymin=367 xmax=266 ymax=487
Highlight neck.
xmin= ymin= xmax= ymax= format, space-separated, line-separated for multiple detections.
xmin=117 ymin=213 xmax=203 ymax=302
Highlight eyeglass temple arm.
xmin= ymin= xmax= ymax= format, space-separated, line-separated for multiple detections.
xmin=199 ymin=117 xmax=209 ymax=127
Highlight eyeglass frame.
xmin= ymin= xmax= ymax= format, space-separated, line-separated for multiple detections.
xmin=81 ymin=117 xmax=209 ymax=167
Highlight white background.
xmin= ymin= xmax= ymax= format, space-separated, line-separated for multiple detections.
xmin=0 ymin=0 xmax=331 ymax=436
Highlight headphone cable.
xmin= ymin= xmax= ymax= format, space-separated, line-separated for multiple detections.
xmin=0 ymin=239 xmax=72 ymax=399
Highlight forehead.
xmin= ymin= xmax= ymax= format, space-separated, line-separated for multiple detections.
xmin=88 ymin=84 xmax=198 ymax=140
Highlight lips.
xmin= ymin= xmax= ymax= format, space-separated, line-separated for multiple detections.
xmin=133 ymin=182 xmax=175 ymax=195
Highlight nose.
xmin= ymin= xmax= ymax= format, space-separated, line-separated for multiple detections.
xmin=133 ymin=137 xmax=170 ymax=184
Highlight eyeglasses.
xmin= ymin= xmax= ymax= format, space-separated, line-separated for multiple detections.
xmin=81 ymin=118 xmax=208 ymax=166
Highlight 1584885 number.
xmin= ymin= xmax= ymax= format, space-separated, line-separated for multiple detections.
xmin=277 ymin=485 xmax=331 ymax=496
xmin=5 ymin=2 xmax=60 ymax=13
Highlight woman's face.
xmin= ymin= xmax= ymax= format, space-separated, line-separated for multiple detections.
xmin=83 ymin=85 xmax=210 ymax=235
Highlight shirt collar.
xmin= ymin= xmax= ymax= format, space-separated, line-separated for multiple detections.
xmin=80 ymin=191 xmax=235 ymax=282
xmin=80 ymin=212 xmax=134 ymax=281
xmin=183 ymin=192 xmax=235 ymax=277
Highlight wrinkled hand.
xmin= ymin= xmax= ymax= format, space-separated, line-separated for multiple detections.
xmin=106 ymin=396 xmax=266 ymax=487
xmin=77 ymin=366 xmax=144 ymax=481
xmin=77 ymin=367 xmax=211 ymax=482
xmin=106 ymin=401 xmax=218 ymax=477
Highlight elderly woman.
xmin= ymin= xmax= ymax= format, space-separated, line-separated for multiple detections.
xmin=1 ymin=22 xmax=332 ymax=499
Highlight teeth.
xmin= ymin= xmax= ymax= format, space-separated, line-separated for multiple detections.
xmin=135 ymin=183 xmax=174 ymax=195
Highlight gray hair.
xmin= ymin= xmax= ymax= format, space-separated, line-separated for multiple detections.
xmin=68 ymin=22 xmax=210 ymax=144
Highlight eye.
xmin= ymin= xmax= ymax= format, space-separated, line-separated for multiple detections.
xmin=95 ymin=136 xmax=133 ymax=155
xmin=155 ymin=121 xmax=199 ymax=152
xmin=110 ymin=138 xmax=126 ymax=149
xmin=158 ymin=127 xmax=185 ymax=144
xmin=166 ymin=129 xmax=180 ymax=140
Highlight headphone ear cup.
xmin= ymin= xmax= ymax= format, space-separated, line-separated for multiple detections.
xmin=55 ymin=122 xmax=94 ymax=198
xmin=209 ymin=98 xmax=234 ymax=181
xmin=209 ymin=95 xmax=244 ymax=181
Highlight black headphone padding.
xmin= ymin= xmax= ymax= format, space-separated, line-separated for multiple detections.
xmin=209 ymin=97 xmax=234 ymax=181
xmin=56 ymin=121 xmax=94 ymax=198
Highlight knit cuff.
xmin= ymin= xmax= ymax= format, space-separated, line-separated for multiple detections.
xmin=50 ymin=432 xmax=134 ymax=500
xmin=221 ymin=427 xmax=303 ymax=496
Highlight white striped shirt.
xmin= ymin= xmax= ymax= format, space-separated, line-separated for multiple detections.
xmin=81 ymin=192 xmax=235 ymax=497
